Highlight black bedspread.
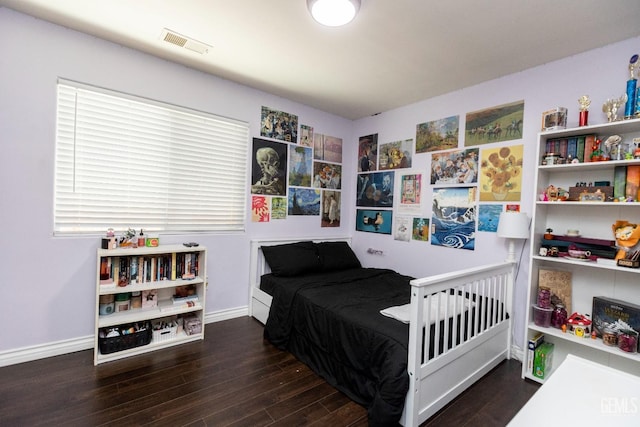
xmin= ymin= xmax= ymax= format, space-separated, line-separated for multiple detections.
xmin=263 ymin=268 xmax=414 ymax=426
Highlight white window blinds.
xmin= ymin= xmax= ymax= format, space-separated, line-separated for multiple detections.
xmin=54 ymin=80 xmax=250 ymax=235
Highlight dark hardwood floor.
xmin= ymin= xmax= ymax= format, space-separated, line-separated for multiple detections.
xmin=0 ymin=316 xmax=539 ymax=426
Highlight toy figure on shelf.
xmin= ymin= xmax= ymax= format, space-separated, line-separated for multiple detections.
xmin=603 ymin=134 xmax=622 ymax=160
xmin=612 ymin=220 xmax=640 ymax=260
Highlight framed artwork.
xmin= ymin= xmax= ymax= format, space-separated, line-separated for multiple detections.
xmin=314 ymin=133 xmax=343 ymax=163
xmin=465 ymin=100 xmax=524 ymax=146
xmin=288 ymin=187 xmax=320 ymax=216
xmin=479 ymin=144 xmax=523 ymax=201
xmin=478 ymin=204 xmax=502 ymax=232
xmin=394 ymin=216 xmax=411 ymax=241
xmin=400 ymin=174 xmax=421 ymax=205
xmin=430 ymin=148 xmax=479 ymax=185
xmin=416 ymin=115 xmax=459 ymax=153
xmin=271 ymin=197 xmax=287 ymax=219
xmin=431 ymin=187 xmax=477 ymax=250
xmin=358 ymin=133 xmax=378 ymax=172
xmin=251 ymin=196 xmax=270 ymax=222
xmin=313 ymin=162 xmax=342 ymax=189
xmin=321 ymin=190 xmax=341 ymax=227
xmin=356 ymin=209 xmax=392 ymax=234
xmin=260 ymin=106 xmax=298 ymax=143
xmin=251 ymin=138 xmax=287 ymax=196
xmin=412 ymin=218 xmax=430 ymax=241
xmin=299 ymin=124 xmax=314 ymax=147
xmin=356 ymin=171 xmax=394 ymax=207
xmin=379 ymin=139 xmax=413 ymax=170
xmin=288 ymin=145 xmax=312 ymax=187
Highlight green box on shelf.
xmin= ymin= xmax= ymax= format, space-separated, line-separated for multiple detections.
xmin=533 ymin=342 xmax=554 ymax=380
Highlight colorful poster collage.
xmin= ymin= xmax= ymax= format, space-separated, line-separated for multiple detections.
xmin=251 ymin=106 xmax=343 ymax=227
xmin=357 ymin=100 xmax=526 ymax=250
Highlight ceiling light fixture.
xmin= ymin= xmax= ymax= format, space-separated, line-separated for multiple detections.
xmin=307 ymin=0 xmax=361 ymax=27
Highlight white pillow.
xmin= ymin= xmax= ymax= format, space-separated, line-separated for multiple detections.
xmin=380 ymin=293 xmax=476 ymax=325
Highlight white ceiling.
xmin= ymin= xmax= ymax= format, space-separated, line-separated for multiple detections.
xmin=3 ymin=0 xmax=640 ymax=120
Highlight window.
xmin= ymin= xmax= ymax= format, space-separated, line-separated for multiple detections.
xmin=54 ymin=80 xmax=250 ymax=235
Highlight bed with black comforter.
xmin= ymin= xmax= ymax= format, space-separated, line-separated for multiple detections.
xmin=259 ymin=240 xmax=506 ymax=426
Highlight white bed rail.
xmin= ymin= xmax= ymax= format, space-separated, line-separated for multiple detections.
xmin=403 ymin=261 xmax=515 ymax=426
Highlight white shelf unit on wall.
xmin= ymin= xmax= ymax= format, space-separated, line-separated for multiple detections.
xmin=522 ymin=118 xmax=640 ymax=383
xmin=94 ymin=244 xmax=207 ymax=365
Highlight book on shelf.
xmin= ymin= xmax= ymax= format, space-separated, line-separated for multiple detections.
xmin=172 ymin=294 xmax=199 ymax=305
xmin=576 ymin=135 xmax=585 ymax=162
xmin=99 ymin=257 xmax=113 ymax=285
xmin=527 ymin=332 xmax=544 ymax=374
xmin=158 ymin=299 xmax=199 ymax=312
xmin=614 ymin=166 xmax=627 ymax=200
xmin=566 ymin=137 xmax=577 ymax=160
xmin=582 ymin=134 xmax=597 ymax=162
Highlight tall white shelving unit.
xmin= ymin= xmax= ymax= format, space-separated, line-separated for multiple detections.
xmin=522 ymin=118 xmax=640 ymax=383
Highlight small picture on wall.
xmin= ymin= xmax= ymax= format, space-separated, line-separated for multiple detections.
xmin=477 ymin=204 xmax=502 ymax=232
xmin=358 ymin=134 xmax=378 ymax=172
xmin=412 ymin=218 xmax=430 ymax=241
xmin=288 ymin=187 xmax=321 ymax=216
xmin=394 ymin=216 xmax=411 ymax=242
xmin=356 ymin=209 xmax=392 ymax=234
xmin=321 ymin=190 xmax=341 ymax=227
xmin=251 ymin=196 xmax=270 ymax=222
xmin=299 ymin=124 xmax=314 ymax=147
xmin=465 ymin=100 xmax=524 ymax=146
xmin=400 ymin=174 xmax=421 ymax=205
xmin=251 ymin=138 xmax=287 ymax=196
xmin=416 ymin=115 xmax=459 ymax=153
xmin=271 ymin=197 xmax=287 ymax=219
xmin=260 ymin=106 xmax=298 ymax=143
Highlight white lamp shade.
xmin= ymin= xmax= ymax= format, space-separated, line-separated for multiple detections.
xmin=497 ymin=212 xmax=530 ymax=239
xmin=307 ymin=0 xmax=361 ymax=26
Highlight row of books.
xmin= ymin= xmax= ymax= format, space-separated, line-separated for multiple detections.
xmin=99 ymin=252 xmax=200 ymax=286
xmin=544 ymin=134 xmax=596 ymax=163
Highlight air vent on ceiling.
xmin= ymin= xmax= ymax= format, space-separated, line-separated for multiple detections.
xmin=160 ymin=28 xmax=211 ymax=54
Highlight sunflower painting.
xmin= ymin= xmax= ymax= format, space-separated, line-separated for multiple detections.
xmin=479 ymin=144 xmax=524 ymax=201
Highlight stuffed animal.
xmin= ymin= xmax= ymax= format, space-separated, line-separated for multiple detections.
xmin=612 ymin=220 xmax=640 ymax=260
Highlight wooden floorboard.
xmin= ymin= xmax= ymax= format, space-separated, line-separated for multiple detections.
xmin=0 ymin=316 xmax=539 ymax=426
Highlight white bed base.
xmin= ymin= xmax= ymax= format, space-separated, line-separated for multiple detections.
xmin=249 ymin=237 xmax=513 ymax=427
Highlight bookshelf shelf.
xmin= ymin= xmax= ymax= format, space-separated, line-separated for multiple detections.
xmin=94 ymin=244 xmax=207 ymax=365
xmin=523 ymin=119 xmax=640 ymax=383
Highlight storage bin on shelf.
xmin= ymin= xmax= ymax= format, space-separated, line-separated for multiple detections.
xmin=152 ymin=318 xmax=179 ymax=343
xmin=98 ymin=321 xmax=152 ymax=354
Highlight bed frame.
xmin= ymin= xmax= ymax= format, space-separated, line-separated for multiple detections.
xmin=249 ymin=237 xmax=514 ymax=427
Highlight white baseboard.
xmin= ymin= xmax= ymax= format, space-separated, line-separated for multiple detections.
xmin=0 ymin=306 xmax=249 ymax=368
xmin=0 ymin=336 xmax=94 ymax=368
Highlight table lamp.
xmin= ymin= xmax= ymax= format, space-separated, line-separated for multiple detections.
xmin=497 ymin=211 xmax=530 ymax=262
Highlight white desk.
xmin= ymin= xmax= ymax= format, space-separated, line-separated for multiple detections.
xmin=509 ymin=354 xmax=640 ymax=426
